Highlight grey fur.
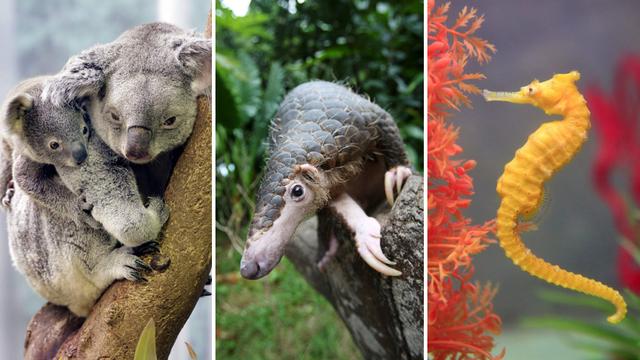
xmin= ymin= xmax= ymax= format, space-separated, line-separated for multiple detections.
xmin=1 ymin=76 xmax=98 ymax=227
xmin=43 ymin=22 xmax=211 ymax=164
xmin=57 ymin=133 xmax=169 ymax=247
xmin=2 ymin=77 xmax=169 ymax=316
xmin=7 ymin=187 xmax=149 ymax=316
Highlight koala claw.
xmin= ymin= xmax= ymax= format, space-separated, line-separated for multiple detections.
xmin=124 ymin=265 xmax=148 ymax=282
xmin=133 ymin=241 xmax=161 ymax=256
xmin=134 ymin=258 xmax=152 ymax=272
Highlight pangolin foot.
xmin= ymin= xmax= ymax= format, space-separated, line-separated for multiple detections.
xmin=384 ymin=166 xmax=412 ymax=206
xmin=317 ymin=233 xmax=339 ymax=271
xmin=354 ymin=216 xmax=402 ymax=276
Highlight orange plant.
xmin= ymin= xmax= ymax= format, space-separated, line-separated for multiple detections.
xmin=427 ymin=1 xmax=503 ymax=358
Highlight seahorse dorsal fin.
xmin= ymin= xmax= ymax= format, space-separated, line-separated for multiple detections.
xmin=553 ymin=71 xmax=580 ymax=83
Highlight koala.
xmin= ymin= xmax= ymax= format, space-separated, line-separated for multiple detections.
xmin=56 ymin=131 xmax=170 ymax=247
xmin=2 ymin=77 xmax=169 ymax=246
xmin=44 ymin=22 xmax=212 ymax=196
xmin=7 ymin=186 xmax=152 ymax=316
xmin=2 ymin=78 xmax=166 ymax=316
xmin=0 ymin=76 xmax=98 ymax=228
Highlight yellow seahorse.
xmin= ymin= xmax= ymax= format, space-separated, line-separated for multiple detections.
xmin=483 ymin=71 xmax=627 ymax=324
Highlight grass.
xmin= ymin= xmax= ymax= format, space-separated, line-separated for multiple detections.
xmin=215 ymin=232 xmax=361 ymax=360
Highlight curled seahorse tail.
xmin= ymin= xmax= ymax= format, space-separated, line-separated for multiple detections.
xmin=497 ymin=210 xmax=627 ymax=324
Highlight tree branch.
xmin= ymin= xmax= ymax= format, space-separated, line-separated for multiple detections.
xmin=24 ymin=12 xmax=212 ymax=360
xmin=285 ymin=175 xmax=424 ymax=360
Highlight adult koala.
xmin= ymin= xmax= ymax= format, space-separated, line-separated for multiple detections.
xmin=44 ymin=22 xmax=211 ymax=195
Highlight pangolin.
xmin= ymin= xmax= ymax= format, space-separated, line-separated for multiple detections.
xmin=240 ymin=81 xmax=412 ymax=279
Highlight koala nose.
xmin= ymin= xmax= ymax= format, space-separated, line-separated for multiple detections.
xmin=125 ymin=126 xmax=152 ymax=161
xmin=70 ymin=142 xmax=87 ymax=165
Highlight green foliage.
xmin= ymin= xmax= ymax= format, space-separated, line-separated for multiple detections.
xmin=216 ymin=239 xmax=361 ymax=360
xmin=134 ymin=318 xmax=157 ymax=360
xmin=523 ymin=289 xmax=640 ymax=359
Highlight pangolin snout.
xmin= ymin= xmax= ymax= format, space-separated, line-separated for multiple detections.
xmin=240 ymin=260 xmax=260 ymax=279
xmin=240 ymin=255 xmax=281 ymax=280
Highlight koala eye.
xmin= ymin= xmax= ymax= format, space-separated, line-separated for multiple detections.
xmin=162 ymin=116 xmax=177 ymax=129
xmin=49 ymin=141 xmax=60 ymax=150
xmin=82 ymin=126 xmax=88 ymax=135
xmin=290 ymin=184 xmax=305 ymax=200
xmin=110 ymin=112 xmax=121 ymax=123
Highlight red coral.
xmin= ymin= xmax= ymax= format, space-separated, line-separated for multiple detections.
xmin=428 ymin=1 xmax=502 ymax=358
xmin=587 ymin=55 xmax=640 ymax=293
xmin=428 ymin=277 xmax=505 ymax=360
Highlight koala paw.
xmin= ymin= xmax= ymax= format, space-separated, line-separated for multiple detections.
xmin=111 ymin=247 xmax=152 ymax=282
xmin=78 ymin=193 xmax=94 ymax=212
xmin=1 ymin=180 xmax=15 ymax=209
xmin=70 ymin=195 xmax=100 ymax=229
xmin=147 ymin=197 xmax=170 ymax=225
xmin=73 ymin=210 xmax=101 ymax=230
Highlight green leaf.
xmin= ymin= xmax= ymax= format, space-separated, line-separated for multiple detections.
xmin=258 ymin=62 xmax=286 ymax=125
xmin=523 ymin=316 xmax=640 ymax=355
xmin=624 ymin=289 xmax=640 ymax=312
xmin=215 ymin=70 xmax=242 ymax=129
xmin=134 ymin=318 xmax=157 ymax=360
xmin=401 ymin=124 xmax=424 ymax=141
xmin=535 ymin=288 xmax=615 ymax=313
xmin=216 ymin=51 xmax=262 ymax=127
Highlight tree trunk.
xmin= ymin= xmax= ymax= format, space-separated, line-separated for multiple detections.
xmin=285 ymin=175 xmax=424 ymax=360
xmin=23 ymin=12 xmax=212 ymax=360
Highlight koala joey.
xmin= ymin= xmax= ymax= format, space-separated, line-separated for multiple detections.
xmin=2 ymin=76 xmax=169 ymax=247
xmin=0 ymin=76 xmax=98 ymax=228
xmin=44 ymin=22 xmax=212 ymax=196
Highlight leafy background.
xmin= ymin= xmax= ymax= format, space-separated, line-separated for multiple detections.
xmin=215 ymin=0 xmax=423 ymax=358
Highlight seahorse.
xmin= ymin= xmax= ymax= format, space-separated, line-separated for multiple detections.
xmin=483 ymin=71 xmax=627 ymax=324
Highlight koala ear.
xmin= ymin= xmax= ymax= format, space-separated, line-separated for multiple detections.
xmin=3 ymin=93 xmax=34 ymax=135
xmin=174 ymin=38 xmax=212 ymax=95
xmin=43 ymin=44 xmax=115 ymax=107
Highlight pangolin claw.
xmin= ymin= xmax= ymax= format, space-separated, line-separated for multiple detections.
xmin=364 ymin=233 xmax=396 ymax=265
xmin=384 ymin=165 xmax=412 ymax=206
xmin=357 ymin=242 xmax=402 ymax=277
xmin=354 ymin=218 xmax=401 ymax=276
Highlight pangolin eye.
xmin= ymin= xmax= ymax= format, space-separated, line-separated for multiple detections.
xmin=291 ymin=184 xmax=304 ymax=199
xmin=49 ymin=141 xmax=60 ymax=150
xmin=162 ymin=116 xmax=177 ymax=128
